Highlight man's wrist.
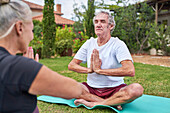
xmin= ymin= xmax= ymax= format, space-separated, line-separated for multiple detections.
xmin=95 ymin=69 xmax=101 ymax=74
xmin=87 ymin=68 xmax=93 ymax=73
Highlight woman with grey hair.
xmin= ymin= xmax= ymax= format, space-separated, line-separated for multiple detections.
xmin=0 ymin=0 xmax=82 ymax=112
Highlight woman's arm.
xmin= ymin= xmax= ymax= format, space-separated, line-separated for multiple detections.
xmin=28 ymin=65 xmax=82 ymax=99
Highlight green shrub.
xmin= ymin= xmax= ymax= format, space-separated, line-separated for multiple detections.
xmin=56 ymin=25 xmax=76 ymax=41
xmin=112 ymin=2 xmax=155 ymax=54
xmin=148 ymin=25 xmax=170 ymax=55
xmin=73 ymin=32 xmax=89 ymax=53
xmin=166 ymin=46 xmax=170 ymax=56
xmin=73 ymin=22 xmax=84 ymax=39
xmin=29 ymin=34 xmax=43 ymax=58
xmin=55 ymin=39 xmax=72 ymax=55
xmin=55 ymin=25 xmax=76 ymax=56
xmin=33 ymin=20 xmax=43 ymax=38
xmin=29 ymin=20 xmax=43 ymax=58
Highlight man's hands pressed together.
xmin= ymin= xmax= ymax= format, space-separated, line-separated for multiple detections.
xmin=88 ymin=49 xmax=102 ymax=74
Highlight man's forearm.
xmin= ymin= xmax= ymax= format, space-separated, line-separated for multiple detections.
xmin=68 ymin=62 xmax=90 ymax=73
xmin=95 ymin=67 xmax=135 ymax=77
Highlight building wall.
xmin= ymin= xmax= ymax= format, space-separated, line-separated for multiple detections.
xmin=31 ymin=9 xmax=43 ymax=17
xmin=158 ymin=10 xmax=170 ymax=26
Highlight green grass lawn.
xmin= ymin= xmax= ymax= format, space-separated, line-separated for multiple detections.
xmin=38 ymin=56 xmax=170 ymax=113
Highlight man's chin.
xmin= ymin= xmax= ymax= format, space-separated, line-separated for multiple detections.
xmin=96 ymin=33 xmax=102 ymax=37
xmin=95 ymin=31 xmax=103 ymax=35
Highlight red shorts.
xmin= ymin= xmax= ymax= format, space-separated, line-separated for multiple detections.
xmin=82 ymin=82 xmax=127 ymax=99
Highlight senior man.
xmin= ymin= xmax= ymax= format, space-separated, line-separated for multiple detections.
xmin=68 ymin=11 xmax=143 ymax=110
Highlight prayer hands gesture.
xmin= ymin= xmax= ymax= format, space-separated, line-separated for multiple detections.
xmin=88 ymin=49 xmax=102 ymax=73
xmin=23 ymin=47 xmax=39 ymax=62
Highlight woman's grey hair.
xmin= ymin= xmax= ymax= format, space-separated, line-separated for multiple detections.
xmin=0 ymin=0 xmax=32 ymax=39
xmin=93 ymin=11 xmax=116 ymax=33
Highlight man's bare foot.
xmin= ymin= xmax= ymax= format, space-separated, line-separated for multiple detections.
xmin=74 ymin=99 xmax=122 ymax=110
xmin=74 ymin=99 xmax=100 ymax=108
xmin=116 ymin=105 xmax=122 ymax=111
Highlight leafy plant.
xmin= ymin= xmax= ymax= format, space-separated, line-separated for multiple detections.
xmin=28 ymin=20 xmax=43 ymax=58
xmin=73 ymin=22 xmax=84 ymax=39
xmin=73 ymin=32 xmax=89 ymax=53
xmin=29 ymin=34 xmax=43 ymax=58
xmin=112 ymin=2 xmax=155 ymax=54
xmin=33 ymin=20 xmax=43 ymax=38
xmin=148 ymin=25 xmax=170 ymax=55
xmin=55 ymin=39 xmax=72 ymax=56
xmin=55 ymin=25 xmax=76 ymax=56
xmin=56 ymin=26 xmax=76 ymax=41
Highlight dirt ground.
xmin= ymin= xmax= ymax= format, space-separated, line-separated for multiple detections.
xmin=132 ymin=55 xmax=170 ymax=67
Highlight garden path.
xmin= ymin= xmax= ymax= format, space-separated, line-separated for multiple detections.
xmin=132 ymin=55 xmax=170 ymax=67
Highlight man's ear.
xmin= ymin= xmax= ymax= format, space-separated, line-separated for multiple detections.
xmin=110 ymin=24 xmax=114 ymax=30
xmin=15 ymin=21 xmax=23 ymax=36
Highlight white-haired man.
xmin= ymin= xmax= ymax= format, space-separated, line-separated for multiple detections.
xmin=68 ymin=11 xmax=144 ymax=110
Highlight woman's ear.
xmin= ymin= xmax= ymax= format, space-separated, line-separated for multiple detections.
xmin=15 ymin=21 xmax=23 ymax=36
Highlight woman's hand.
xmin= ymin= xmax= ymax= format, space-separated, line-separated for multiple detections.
xmin=23 ymin=47 xmax=39 ymax=62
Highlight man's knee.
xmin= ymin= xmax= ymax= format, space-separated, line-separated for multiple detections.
xmin=128 ymin=83 xmax=144 ymax=98
xmin=81 ymin=83 xmax=90 ymax=93
xmin=121 ymin=83 xmax=143 ymax=101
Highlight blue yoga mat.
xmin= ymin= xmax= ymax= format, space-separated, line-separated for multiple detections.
xmin=37 ymin=94 xmax=170 ymax=113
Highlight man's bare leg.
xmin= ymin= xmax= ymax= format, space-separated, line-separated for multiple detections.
xmin=76 ymin=83 xmax=104 ymax=102
xmin=75 ymin=83 xmax=143 ymax=109
xmin=75 ymin=83 xmax=133 ymax=110
xmin=75 ymin=84 xmax=122 ymax=110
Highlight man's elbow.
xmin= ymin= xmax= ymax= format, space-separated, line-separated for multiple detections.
xmin=129 ymin=69 xmax=135 ymax=77
xmin=68 ymin=63 xmax=73 ymax=71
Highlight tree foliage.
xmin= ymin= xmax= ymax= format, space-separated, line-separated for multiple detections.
xmin=72 ymin=0 xmax=98 ymax=38
xmin=148 ymin=25 xmax=170 ymax=55
xmin=84 ymin=0 xmax=95 ymax=37
xmin=33 ymin=20 xmax=43 ymax=38
xmin=112 ymin=2 xmax=155 ymax=54
xmin=73 ymin=21 xmax=84 ymax=39
xmin=29 ymin=20 xmax=43 ymax=58
xmin=42 ymin=0 xmax=56 ymax=58
xmin=72 ymin=0 xmax=170 ymax=55
xmin=72 ymin=3 xmax=86 ymax=22
xmin=73 ymin=32 xmax=89 ymax=53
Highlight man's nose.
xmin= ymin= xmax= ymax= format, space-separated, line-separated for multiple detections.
xmin=96 ymin=22 xmax=101 ymax=27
